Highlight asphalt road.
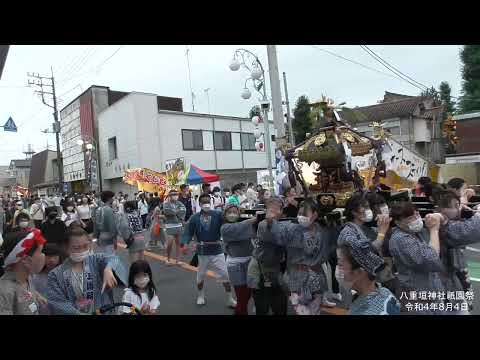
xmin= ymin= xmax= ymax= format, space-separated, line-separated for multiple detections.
xmin=113 ymin=246 xmax=239 ymax=315
xmin=107 ymin=241 xmax=480 ymax=316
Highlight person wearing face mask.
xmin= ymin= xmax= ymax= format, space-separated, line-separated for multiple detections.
xmin=227 ymin=184 xmax=245 ymax=207
xmin=61 ymin=201 xmax=84 ymax=228
xmin=435 ymin=190 xmax=480 ymax=313
xmin=163 ymin=189 xmax=186 ymax=266
xmin=245 ymin=183 xmax=258 ymax=207
xmin=31 ymin=243 xmax=64 ymax=315
xmin=117 ymin=201 xmax=147 ymax=263
xmin=121 ymin=260 xmax=160 ymax=315
xmin=239 ymin=183 xmax=248 ymax=204
xmin=255 ymin=189 xmax=272 ymax=209
xmin=338 ymin=193 xmax=391 ymax=253
xmin=137 ymin=193 xmax=149 ymax=229
xmin=0 ymin=229 xmax=47 ymax=315
xmin=93 ymin=191 xmax=118 ymax=255
xmin=9 ymin=212 xmax=34 ymax=236
xmin=30 ymin=197 xmax=45 ymax=229
xmin=12 ymin=200 xmax=29 ymax=229
xmin=365 ymin=193 xmax=398 ymax=295
xmin=247 ymin=196 xmax=289 ymax=315
xmin=227 ymin=184 xmax=240 ymax=206
xmin=47 ymin=226 xmax=127 ymax=315
xmin=181 ymin=194 xmax=237 ymax=308
xmin=447 ymin=177 xmax=475 ymax=214
xmin=337 ymin=193 xmax=391 ymax=307
xmin=261 ymin=199 xmax=335 ymax=314
xmin=193 ymin=183 xmax=215 ymax=214
xmin=223 ymin=188 xmax=231 ymax=200
xmin=337 ymin=242 xmax=400 ymax=315
xmin=40 ymin=207 xmax=68 ymax=246
xmin=178 ymin=184 xmax=194 ymax=222
xmin=212 ymin=186 xmax=225 ymax=210
xmin=389 ymin=201 xmax=444 ymax=314
xmin=77 ymin=197 xmax=93 ymax=234
xmin=221 ymin=204 xmax=256 ymax=314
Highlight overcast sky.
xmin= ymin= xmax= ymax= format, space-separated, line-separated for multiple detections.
xmin=0 ymin=45 xmax=463 ymax=165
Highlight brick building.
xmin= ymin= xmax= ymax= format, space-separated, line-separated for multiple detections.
xmin=444 ymin=112 xmax=480 ymax=165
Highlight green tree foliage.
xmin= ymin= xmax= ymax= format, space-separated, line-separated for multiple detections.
xmin=459 ymin=45 xmax=480 ymax=113
xmin=292 ymin=95 xmax=312 ymax=143
xmin=249 ymin=105 xmax=261 ymax=119
xmin=420 ymin=86 xmax=441 ymax=105
xmin=439 ymin=81 xmax=456 ymax=116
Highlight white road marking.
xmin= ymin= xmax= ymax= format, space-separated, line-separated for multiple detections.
xmin=471 ymin=277 xmax=480 ymax=282
xmin=466 ymin=247 xmax=480 ymax=253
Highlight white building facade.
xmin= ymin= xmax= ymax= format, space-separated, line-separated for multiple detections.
xmin=98 ymin=92 xmax=276 ymax=194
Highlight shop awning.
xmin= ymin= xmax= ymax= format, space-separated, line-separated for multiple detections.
xmin=186 ymin=165 xmax=219 ymax=185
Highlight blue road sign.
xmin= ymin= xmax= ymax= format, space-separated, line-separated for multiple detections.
xmin=3 ymin=117 xmax=17 ymax=132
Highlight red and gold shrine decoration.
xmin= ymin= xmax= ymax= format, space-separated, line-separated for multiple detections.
xmin=442 ymin=115 xmax=458 ymax=153
xmin=123 ymin=168 xmax=167 ymax=194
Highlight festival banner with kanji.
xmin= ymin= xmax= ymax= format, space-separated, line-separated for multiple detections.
xmin=123 ymin=168 xmax=167 ymax=194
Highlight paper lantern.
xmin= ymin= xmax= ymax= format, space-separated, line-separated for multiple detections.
xmin=253 ymin=128 xmax=262 ymax=139
xmin=229 ymin=57 xmax=240 ymax=71
xmin=251 ymin=67 xmax=262 ymax=80
xmin=241 ymin=88 xmax=251 ymax=100
xmin=255 ymin=141 xmax=264 ymax=151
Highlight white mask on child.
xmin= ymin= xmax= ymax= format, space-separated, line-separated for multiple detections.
xmin=70 ymin=250 xmax=89 ymax=263
xmin=134 ymin=276 xmax=150 ymax=289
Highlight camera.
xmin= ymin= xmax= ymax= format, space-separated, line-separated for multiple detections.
xmin=260 ymin=100 xmax=270 ymax=111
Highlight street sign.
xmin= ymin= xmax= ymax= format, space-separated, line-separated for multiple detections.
xmin=3 ymin=117 xmax=17 ymax=132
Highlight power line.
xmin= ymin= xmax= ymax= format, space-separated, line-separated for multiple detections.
xmin=55 ymin=46 xmax=93 ymax=78
xmin=96 ymin=46 xmax=123 ymax=68
xmin=56 ymin=46 xmax=124 ymax=91
xmin=359 ymin=45 xmax=427 ymax=92
xmin=310 ymin=45 xmax=480 ymax=106
xmin=360 ymin=45 xmax=480 ymax=103
xmin=57 ymin=47 xmax=99 ymax=86
xmin=56 ymin=46 xmax=96 ymax=83
xmin=310 ymin=45 xmax=401 ymax=80
xmin=361 ymin=45 xmax=430 ymax=91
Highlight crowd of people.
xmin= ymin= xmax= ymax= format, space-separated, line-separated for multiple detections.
xmin=0 ymin=176 xmax=479 ymax=315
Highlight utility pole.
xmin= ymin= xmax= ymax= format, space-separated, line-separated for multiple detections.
xmin=185 ymin=47 xmax=195 ymax=112
xmin=28 ymin=68 xmax=63 ymax=192
xmin=282 ymin=72 xmax=295 ymax=146
xmin=204 ymin=88 xmax=211 ymax=114
xmin=266 ymin=45 xmax=285 ymax=144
